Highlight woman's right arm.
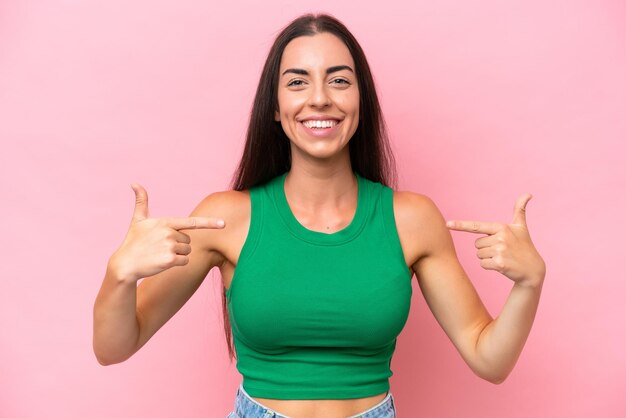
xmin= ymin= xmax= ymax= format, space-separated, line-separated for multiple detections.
xmin=92 ymin=184 xmax=226 ymax=365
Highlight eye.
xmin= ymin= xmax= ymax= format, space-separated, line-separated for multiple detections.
xmin=287 ymin=79 xmax=305 ymax=87
xmin=332 ymin=78 xmax=350 ymax=85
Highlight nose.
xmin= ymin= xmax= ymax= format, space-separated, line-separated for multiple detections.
xmin=307 ymin=83 xmax=331 ymax=108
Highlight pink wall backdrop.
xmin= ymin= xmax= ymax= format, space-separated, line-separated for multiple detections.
xmin=1 ymin=0 xmax=624 ymax=416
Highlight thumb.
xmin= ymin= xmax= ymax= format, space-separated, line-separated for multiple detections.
xmin=512 ymin=193 xmax=532 ymax=225
xmin=130 ymin=183 xmax=149 ymax=222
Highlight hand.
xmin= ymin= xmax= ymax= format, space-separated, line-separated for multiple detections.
xmin=446 ymin=194 xmax=546 ymax=287
xmin=109 ymin=183 xmax=225 ymax=282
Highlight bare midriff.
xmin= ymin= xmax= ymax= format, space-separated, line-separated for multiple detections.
xmin=250 ymin=391 xmax=388 ymax=418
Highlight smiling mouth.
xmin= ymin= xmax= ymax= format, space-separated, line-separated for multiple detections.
xmin=301 ymin=120 xmax=340 ymax=129
xmin=299 ymin=119 xmax=342 ymax=138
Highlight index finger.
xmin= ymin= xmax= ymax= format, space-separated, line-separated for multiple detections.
xmin=165 ymin=216 xmax=225 ymax=230
xmin=446 ymin=220 xmax=502 ymax=235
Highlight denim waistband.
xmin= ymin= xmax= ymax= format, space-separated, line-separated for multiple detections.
xmin=231 ymin=383 xmax=396 ymax=418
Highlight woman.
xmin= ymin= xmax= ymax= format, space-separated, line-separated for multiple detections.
xmin=93 ymin=13 xmax=545 ymax=418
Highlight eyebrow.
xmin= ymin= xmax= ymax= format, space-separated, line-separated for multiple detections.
xmin=281 ymin=65 xmax=354 ymax=77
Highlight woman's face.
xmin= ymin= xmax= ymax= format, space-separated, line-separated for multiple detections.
xmin=275 ymin=32 xmax=359 ymax=162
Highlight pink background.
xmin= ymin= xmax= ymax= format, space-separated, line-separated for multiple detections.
xmin=1 ymin=0 xmax=625 ymax=416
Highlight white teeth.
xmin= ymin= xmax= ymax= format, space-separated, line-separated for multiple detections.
xmin=302 ymin=120 xmax=338 ymax=129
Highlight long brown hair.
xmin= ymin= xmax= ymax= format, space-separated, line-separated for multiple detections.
xmin=223 ymin=13 xmax=397 ymax=362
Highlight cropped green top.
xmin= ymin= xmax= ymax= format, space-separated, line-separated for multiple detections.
xmin=225 ymin=171 xmax=413 ymax=399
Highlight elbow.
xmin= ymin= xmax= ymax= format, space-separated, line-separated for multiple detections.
xmin=467 ymin=345 xmax=515 ymax=384
xmin=92 ymin=329 xmax=139 ymax=366
xmin=94 ymin=350 xmax=120 ymax=366
xmin=467 ymin=356 xmax=511 ymax=384
xmin=95 ymin=355 xmax=113 ymax=366
xmin=94 ymin=351 xmax=130 ymax=366
xmin=484 ymin=373 xmax=508 ymax=385
xmin=93 ymin=344 xmax=132 ymax=366
xmin=475 ymin=367 xmax=511 ymax=385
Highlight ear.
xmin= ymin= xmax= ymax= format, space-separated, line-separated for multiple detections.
xmin=274 ymin=110 xmax=280 ymax=122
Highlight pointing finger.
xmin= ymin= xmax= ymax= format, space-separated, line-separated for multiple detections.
xmin=512 ymin=194 xmax=532 ymax=225
xmin=131 ymin=183 xmax=149 ymax=223
xmin=446 ymin=220 xmax=502 ymax=235
xmin=165 ymin=217 xmax=226 ymax=230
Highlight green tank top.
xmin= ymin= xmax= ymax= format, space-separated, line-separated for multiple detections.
xmin=226 ymin=171 xmax=413 ymax=399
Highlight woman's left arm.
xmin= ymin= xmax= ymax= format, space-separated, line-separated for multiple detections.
xmin=397 ymin=193 xmax=546 ymax=384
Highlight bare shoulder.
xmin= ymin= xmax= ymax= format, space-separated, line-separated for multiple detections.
xmin=189 ymin=189 xmax=251 ymax=263
xmin=392 ymin=191 xmax=450 ymax=271
xmin=393 ymin=191 xmax=443 ymax=222
xmin=192 ymin=189 xmax=250 ymax=217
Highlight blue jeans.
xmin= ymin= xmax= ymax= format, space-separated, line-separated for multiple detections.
xmin=227 ymin=383 xmax=396 ymax=417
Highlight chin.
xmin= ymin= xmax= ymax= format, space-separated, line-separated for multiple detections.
xmin=295 ymin=141 xmax=349 ymax=160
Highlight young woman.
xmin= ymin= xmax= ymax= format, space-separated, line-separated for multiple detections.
xmin=93 ymin=13 xmax=546 ymax=418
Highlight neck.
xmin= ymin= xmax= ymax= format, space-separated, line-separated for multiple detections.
xmin=285 ymin=155 xmax=357 ymax=210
